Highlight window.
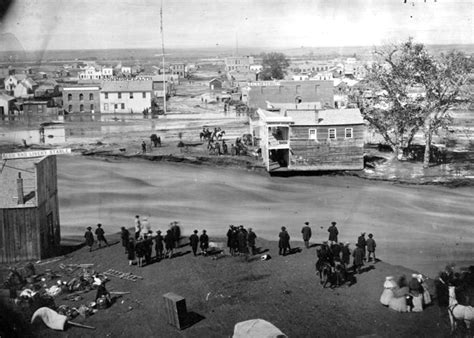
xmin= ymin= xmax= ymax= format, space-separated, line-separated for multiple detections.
xmin=345 ymin=128 xmax=353 ymax=139
xmin=67 ymin=93 xmax=72 ymax=101
xmin=89 ymin=93 xmax=94 ymax=100
xmin=118 ymin=92 xmax=122 ymax=99
xmin=68 ymin=105 xmax=72 ymax=111
xmin=309 ymin=129 xmax=317 ymax=140
xmin=79 ymin=104 xmax=84 ymax=112
xmin=121 ymin=103 xmax=125 ymax=109
xmin=130 ymin=92 xmax=133 ymax=99
xmin=104 ymin=103 xmax=108 ymax=111
xmin=90 ymin=104 xmax=94 ymax=111
xmin=328 ymin=128 xmax=336 ymax=140
xmin=105 ymin=93 xmax=108 ymax=99
xmin=142 ymin=92 xmax=146 ymax=98
xmin=114 ymin=104 xmax=118 ymax=109
xmin=79 ymin=93 xmax=84 ymax=101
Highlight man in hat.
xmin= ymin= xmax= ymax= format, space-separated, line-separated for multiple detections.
xmin=95 ymin=223 xmax=109 ymax=248
xmin=155 ymin=230 xmax=164 ymax=260
xmin=200 ymin=230 xmax=209 ymax=256
xmin=120 ymin=227 xmax=130 ymax=254
xmin=278 ymin=226 xmax=291 ymax=256
xmin=366 ymin=233 xmax=376 ymax=262
xmin=189 ymin=230 xmax=199 ymax=256
xmin=301 ymin=221 xmax=312 ymax=249
xmin=328 ymin=221 xmax=339 ymax=245
xmin=247 ymin=228 xmax=257 ymax=255
xmin=84 ymin=227 xmax=94 ymax=252
xmin=357 ymin=232 xmax=367 ymax=260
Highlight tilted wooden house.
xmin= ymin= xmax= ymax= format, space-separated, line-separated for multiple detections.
xmin=0 ymin=155 xmax=60 ymax=263
xmin=254 ymin=108 xmax=365 ymax=172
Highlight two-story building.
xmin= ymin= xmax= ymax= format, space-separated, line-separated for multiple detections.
xmin=242 ymin=80 xmax=334 ymax=110
xmin=100 ymin=80 xmax=152 ymax=113
xmin=13 ymin=78 xmax=37 ymax=98
xmin=254 ymin=108 xmax=365 ymax=172
xmin=4 ymin=74 xmax=27 ymax=93
xmin=225 ymin=56 xmax=254 ymax=73
xmin=62 ymin=84 xmax=101 ymax=113
xmin=169 ymin=63 xmax=186 ymax=77
xmin=0 ymin=93 xmax=15 ymax=116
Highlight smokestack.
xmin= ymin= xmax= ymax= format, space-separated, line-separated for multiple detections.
xmin=17 ymin=172 xmax=24 ymax=204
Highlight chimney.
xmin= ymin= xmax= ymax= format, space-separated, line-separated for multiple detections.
xmin=17 ymin=172 xmax=24 ymax=204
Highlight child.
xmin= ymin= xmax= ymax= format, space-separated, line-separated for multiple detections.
xmin=366 ymin=233 xmax=376 ymax=262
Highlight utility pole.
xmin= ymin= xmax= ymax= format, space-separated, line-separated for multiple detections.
xmin=160 ymin=0 xmax=166 ymax=114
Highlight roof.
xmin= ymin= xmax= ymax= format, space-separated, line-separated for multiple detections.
xmin=317 ymin=108 xmax=364 ymax=126
xmin=266 ymin=101 xmax=322 ymax=111
xmin=10 ymin=74 xmax=27 ymax=81
xmin=101 ymin=80 xmax=152 ymax=92
xmin=285 ymin=110 xmax=318 ymax=125
xmin=0 ymin=93 xmax=15 ymax=101
xmin=257 ymin=108 xmax=294 ymax=124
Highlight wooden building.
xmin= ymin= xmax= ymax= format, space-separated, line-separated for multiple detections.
xmin=0 ymin=155 xmax=61 ymax=263
xmin=254 ymin=108 xmax=365 ymax=172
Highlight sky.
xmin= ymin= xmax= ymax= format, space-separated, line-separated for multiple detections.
xmin=0 ymin=0 xmax=472 ymax=51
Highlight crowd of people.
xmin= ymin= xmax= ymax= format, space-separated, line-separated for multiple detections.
xmin=226 ymin=225 xmax=258 ymax=258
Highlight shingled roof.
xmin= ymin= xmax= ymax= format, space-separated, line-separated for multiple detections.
xmin=101 ymin=80 xmax=152 ymax=92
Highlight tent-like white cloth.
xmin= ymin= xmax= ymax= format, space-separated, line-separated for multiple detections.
xmin=232 ymin=319 xmax=287 ymax=338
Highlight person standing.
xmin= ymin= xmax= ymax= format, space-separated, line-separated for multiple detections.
xmin=84 ymin=227 xmax=94 ymax=252
xmin=164 ymin=229 xmax=174 ymax=259
xmin=357 ymin=232 xmax=367 ymax=260
xmin=120 ymin=227 xmax=130 ymax=254
xmin=95 ymin=223 xmax=109 ymax=248
xmin=142 ymin=217 xmax=151 ymax=234
xmin=327 ymin=221 xmax=339 ymax=245
xmin=341 ymin=242 xmax=351 ymax=267
xmin=127 ymin=238 xmax=135 ymax=265
xmin=352 ymin=244 xmax=365 ymax=274
xmin=155 ymin=230 xmax=164 ymax=260
xmin=200 ymin=230 xmax=209 ymax=256
xmin=189 ymin=230 xmax=200 ymax=256
xmin=237 ymin=227 xmax=248 ymax=258
xmin=134 ymin=215 xmax=141 ymax=240
xmin=141 ymin=141 xmax=147 ymax=153
xmin=301 ymin=221 xmax=312 ymax=249
xmin=226 ymin=225 xmax=234 ymax=255
xmin=135 ymin=238 xmax=145 ymax=267
xmin=278 ymin=226 xmax=291 ymax=256
xmin=247 ymin=228 xmax=257 ymax=255
xmin=171 ymin=222 xmax=181 ymax=249
xmin=366 ymin=233 xmax=376 ymax=262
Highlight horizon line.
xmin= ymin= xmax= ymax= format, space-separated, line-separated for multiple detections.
xmin=1 ymin=42 xmax=473 ymax=54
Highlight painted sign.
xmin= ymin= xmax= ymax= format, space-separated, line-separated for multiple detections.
xmin=1 ymin=148 xmax=72 ymax=160
xmin=247 ymin=81 xmax=281 ymax=87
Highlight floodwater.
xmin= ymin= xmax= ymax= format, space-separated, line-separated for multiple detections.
xmin=57 ymin=155 xmax=474 ymax=277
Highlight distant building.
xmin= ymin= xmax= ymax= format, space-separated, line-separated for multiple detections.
xmin=13 ymin=78 xmax=37 ymax=98
xmin=0 ymin=93 xmax=15 ymax=115
xmin=121 ymin=66 xmax=132 ymax=75
xmin=22 ymin=100 xmax=49 ymax=116
xmin=102 ymin=67 xmax=114 ymax=78
xmin=225 ymin=56 xmax=254 ymax=72
xmin=0 ymin=155 xmax=61 ymax=263
xmin=62 ymin=84 xmax=101 ymax=113
xmin=241 ymin=80 xmax=334 ymax=109
xmin=100 ymin=80 xmax=152 ymax=113
xmin=209 ymin=78 xmax=223 ymax=91
xmin=4 ymin=74 xmax=27 ymax=93
xmin=169 ymin=63 xmax=186 ymax=77
xmin=79 ymin=66 xmax=102 ymax=80
xmin=253 ymin=108 xmax=365 ymax=172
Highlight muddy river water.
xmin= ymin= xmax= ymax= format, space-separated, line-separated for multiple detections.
xmin=57 ymin=155 xmax=474 ymax=278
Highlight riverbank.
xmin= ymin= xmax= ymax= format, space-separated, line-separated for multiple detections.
xmin=0 ymin=236 xmax=458 ymax=337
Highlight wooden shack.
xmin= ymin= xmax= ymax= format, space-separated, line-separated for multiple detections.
xmin=0 ymin=155 xmax=60 ymax=263
xmin=255 ymin=108 xmax=365 ymax=172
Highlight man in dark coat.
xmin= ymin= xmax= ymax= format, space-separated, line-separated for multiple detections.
xmin=231 ymin=226 xmax=239 ymax=256
xmin=247 ymin=228 xmax=257 ymax=255
xmin=200 ymin=230 xmax=209 ymax=255
xmin=278 ymin=226 xmax=291 ymax=256
xmin=237 ymin=227 xmax=248 ymax=256
xmin=301 ymin=222 xmax=312 ymax=249
xmin=95 ymin=223 xmax=109 ymax=248
xmin=189 ymin=230 xmax=200 ymax=256
xmin=84 ymin=227 xmax=94 ymax=252
xmin=352 ymin=244 xmax=364 ymax=274
xmin=341 ymin=242 xmax=351 ymax=266
xmin=164 ymin=230 xmax=174 ymax=258
xmin=171 ymin=222 xmax=181 ymax=249
xmin=155 ymin=230 xmax=164 ymax=260
xmin=121 ymin=227 xmax=130 ymax=254
xmin=226 ymin=225 xmax=234 ymax=254
xmin=366 ymin=233 xmax=376 ymax=262
xmin=328 ymin=221 xmax=339 ymax=244
xmin=357 ymin=232 xmax=367 ymax=260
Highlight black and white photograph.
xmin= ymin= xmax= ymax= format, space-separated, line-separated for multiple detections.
xmin=0 ymin=0 xmax=473 ymax=336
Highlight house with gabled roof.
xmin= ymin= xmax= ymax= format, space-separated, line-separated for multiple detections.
xmin=100 ymin=79 xmax=152 ymax=113
xmin=254 ymin=108 xmax=365 ymax=172
xmin=4 ymin=74 xmax=27 ymax=93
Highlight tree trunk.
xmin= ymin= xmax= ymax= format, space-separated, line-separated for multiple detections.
xmin=423 ymin=127 xmax=432 ymax=168
xmin=394 ymin=145 xmax=404 ymax=161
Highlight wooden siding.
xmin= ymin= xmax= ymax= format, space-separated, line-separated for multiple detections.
xmin=0 ymin=207 xmax=39 ymax=263
xmin=289 ymin=124 xmax=364 ymax=170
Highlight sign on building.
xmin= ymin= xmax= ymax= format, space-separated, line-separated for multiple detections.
xmin=1 ymin=148 xmax=72 ymax=160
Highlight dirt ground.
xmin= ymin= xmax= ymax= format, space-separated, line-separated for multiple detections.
xmin=1 ymin=236 xmax=462 ymax=338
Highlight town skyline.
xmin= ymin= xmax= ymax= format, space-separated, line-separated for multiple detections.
xmin=0 ymin=0 xmax=472 ymax=52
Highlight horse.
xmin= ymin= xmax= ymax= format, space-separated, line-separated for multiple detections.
xmin=215 ymin=130 xmax=225 ymax=140
xmin=200 ymin=129 xmax=211 ymax=141
xmin=316 ymin=259 xmax=334 ymax=288
xmin=448 ymin=286 xmax=474 ymax=333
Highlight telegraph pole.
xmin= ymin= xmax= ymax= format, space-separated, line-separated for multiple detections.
xmin=160 ymin=0 xmax=166 ymax=114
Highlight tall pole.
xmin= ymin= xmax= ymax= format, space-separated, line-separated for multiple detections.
xmin=160 ymin=0 xmax=166 ymax=114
